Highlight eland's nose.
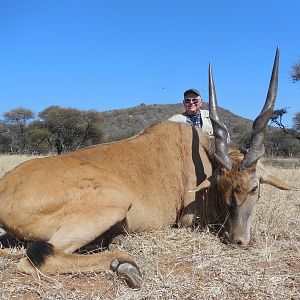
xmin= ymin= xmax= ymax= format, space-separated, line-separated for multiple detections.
xmin=232 ymin=237 xmax=249 ymax=247
xmin=225 ymin=232 xmax=249 ymax=246
xmin=235 ymin=239 xmax=243 ymax=246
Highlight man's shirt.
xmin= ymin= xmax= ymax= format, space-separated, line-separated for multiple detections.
xmin=168 ymin=110 xmax=214 ymax=136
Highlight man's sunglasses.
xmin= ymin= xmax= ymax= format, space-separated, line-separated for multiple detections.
xmin=184 ymin=98 xmax=199 ymax=104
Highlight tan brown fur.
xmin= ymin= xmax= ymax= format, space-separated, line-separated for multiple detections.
xmin=217 ymin=150 xmax=253 ymax=206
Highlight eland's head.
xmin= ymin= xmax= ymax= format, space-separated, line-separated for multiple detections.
xmin=194 ymin=48 xmax=296 ymax=246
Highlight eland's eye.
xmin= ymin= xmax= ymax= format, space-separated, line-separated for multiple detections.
xmin=250 ymin=185 xmax=258 ymax=194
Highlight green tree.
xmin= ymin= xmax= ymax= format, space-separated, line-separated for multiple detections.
xmin=0 ymin=121 xmax=11 ymax=152
xmin=292 ymin=112 xmax=300 ymax=131
xmin=27 ymin=121 xmax=51 ymax=154
xmin=271 ymin=108 xmax=300 ymax=141
xmin=265 ymin=128 xmax=300 ymax=157
xmin=39 ymin=106 xmax=103 ymax=154
xmin=2 ymin=107 xmax=35 ymax=153
xmin=291 ymin=59 xmax=300 ymax=82
xmin=79 ymin=110 xmax=103 ymax=146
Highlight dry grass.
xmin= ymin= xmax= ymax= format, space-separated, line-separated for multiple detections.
xmin=262 ymin=157 xmax=300 ymax=169
xmin=0 ymin=155 xmax=299 ymax=299
xmin=0 ymin=154 xmax=44 ymax=178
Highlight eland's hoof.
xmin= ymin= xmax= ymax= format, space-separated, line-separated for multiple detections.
xmin=110 ymin=258 xmax=142 ymax=289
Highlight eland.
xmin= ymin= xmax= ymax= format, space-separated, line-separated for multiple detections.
xmin=0 ymin=48 xmax=297 ymax=288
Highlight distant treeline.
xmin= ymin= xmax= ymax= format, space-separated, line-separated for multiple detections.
xmin=0 ymin=106 xmax=103 ymax=155
xmin=0 ymin=104 xmax=299 ymax=157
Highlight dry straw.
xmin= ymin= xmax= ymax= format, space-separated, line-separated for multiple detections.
xmin=0 ymin=155 xmax=299 ymax=299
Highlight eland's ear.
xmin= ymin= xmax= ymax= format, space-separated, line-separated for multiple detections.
xmin=188 ymin=169 xmax=220 ymax=192
xmin=261 ymin=174 xmax=298 ymax=190
xmin=257 ymin=162 xmax=298 ymax=190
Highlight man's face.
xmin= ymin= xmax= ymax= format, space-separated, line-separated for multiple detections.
xmin=183 ymin=92 xmax=202 ymax=115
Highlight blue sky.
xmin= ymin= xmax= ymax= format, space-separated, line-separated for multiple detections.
xmin=0 ymin=0 xmax=299 ymax=126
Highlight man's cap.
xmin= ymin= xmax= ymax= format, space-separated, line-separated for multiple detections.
xmin=184 ymin=89 xmax=201 ymax=97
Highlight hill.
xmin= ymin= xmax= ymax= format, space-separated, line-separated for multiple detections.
xmin=100 ymin=102 xmax=253 ymax=143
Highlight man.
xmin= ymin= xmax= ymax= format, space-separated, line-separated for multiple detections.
xmin=169 ymin=88 xmax=214 ymax=136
